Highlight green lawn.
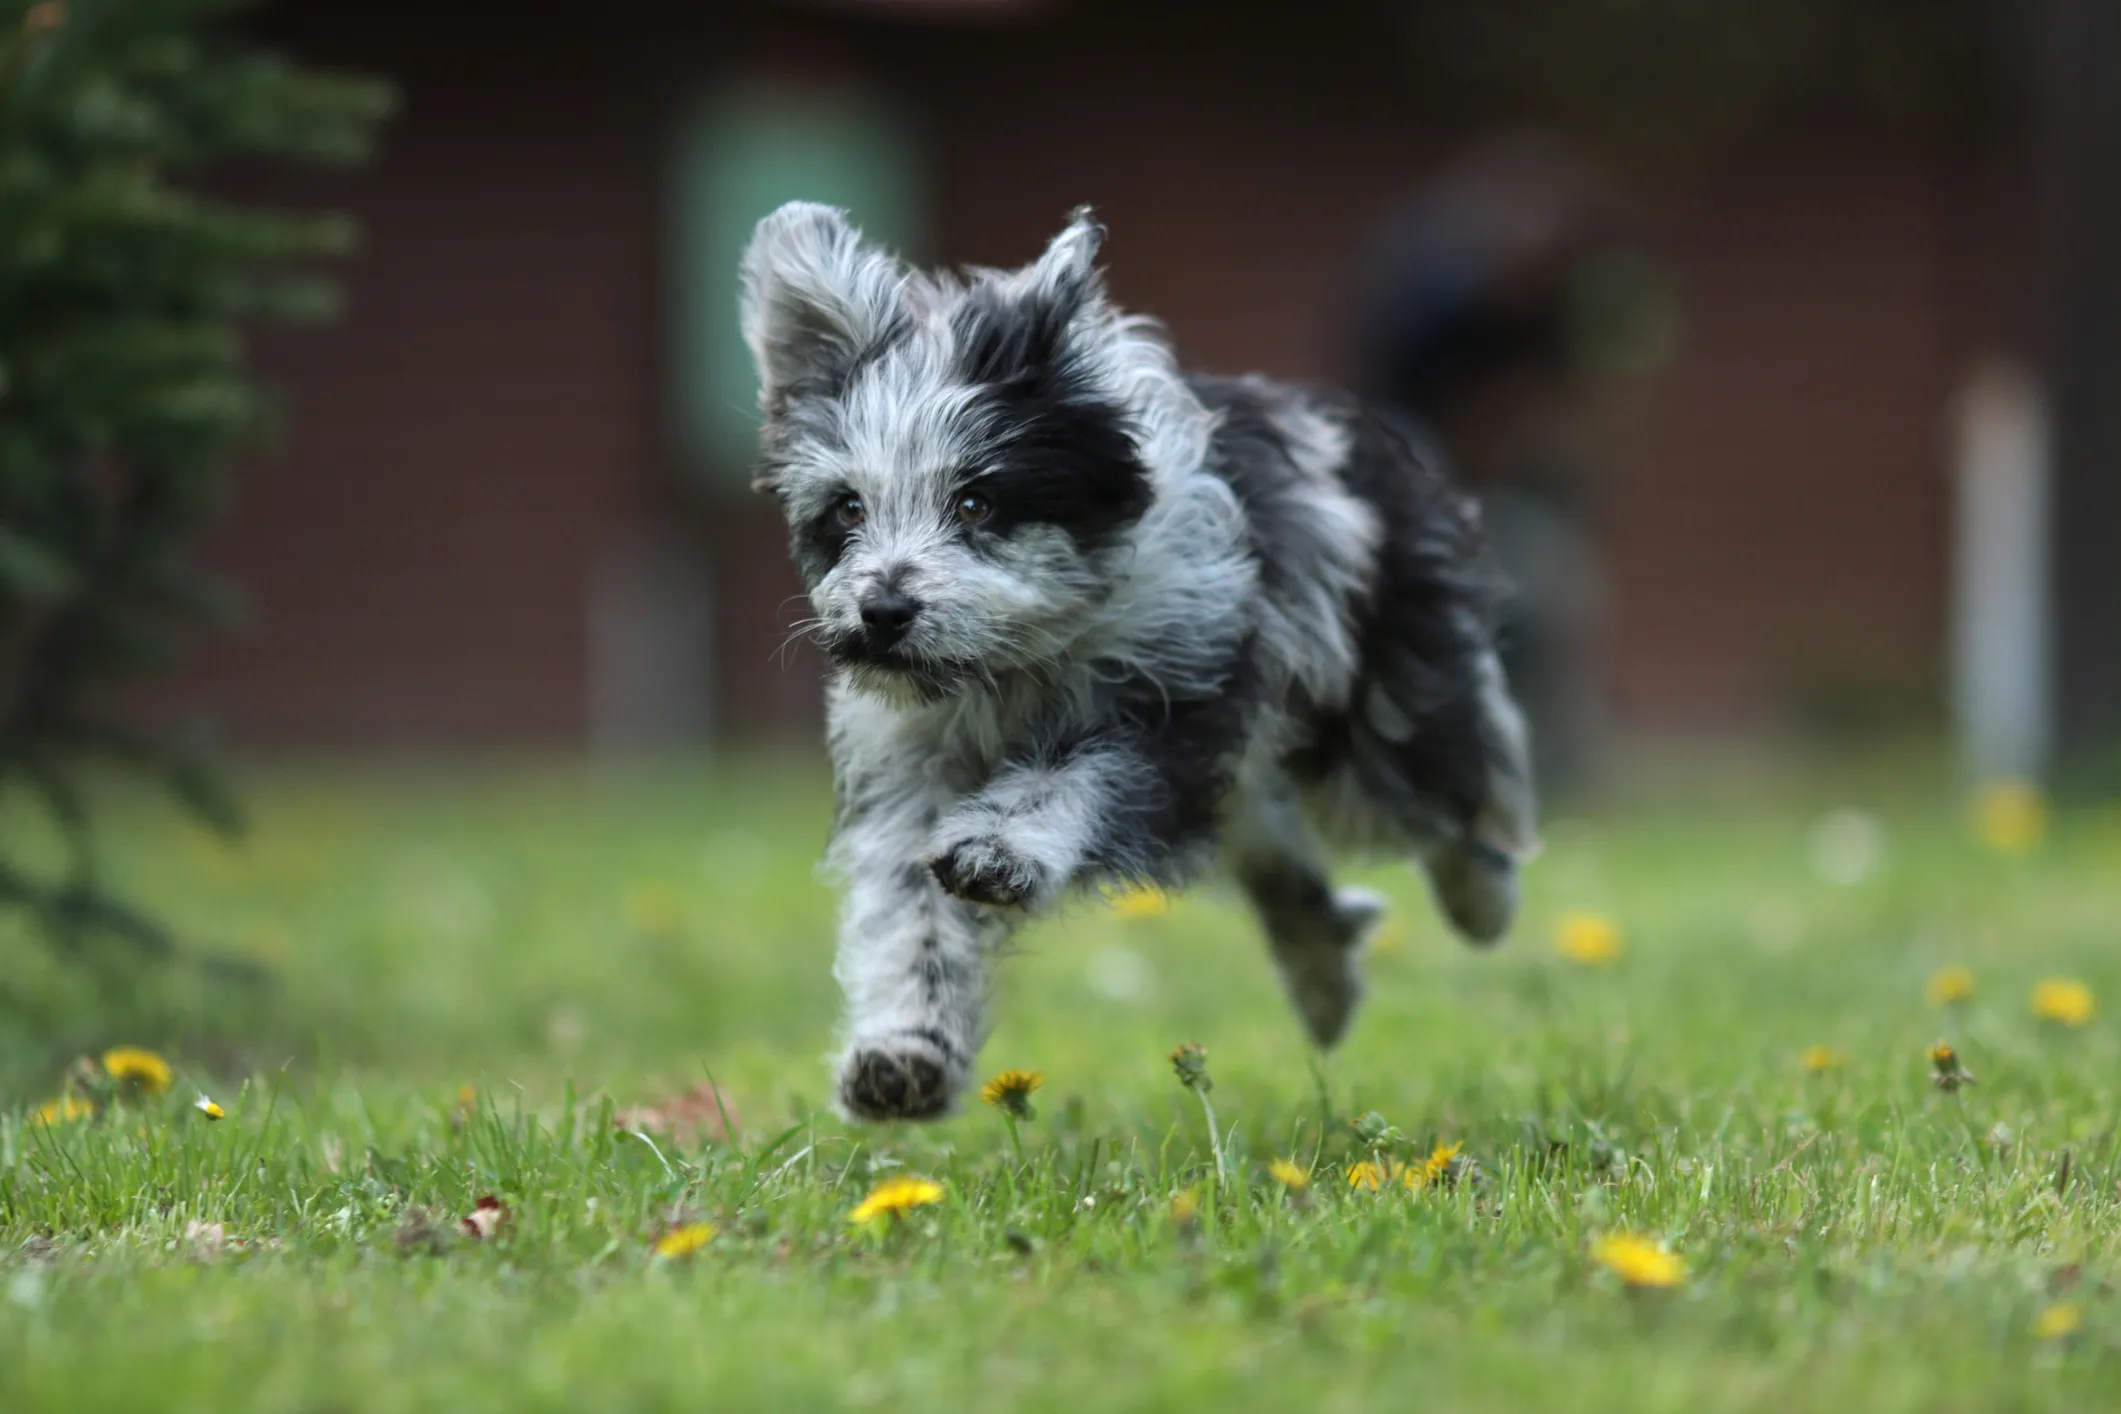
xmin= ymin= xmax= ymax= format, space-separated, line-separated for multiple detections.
xmin=3 ymin=757 xmax=2118 ymax=1412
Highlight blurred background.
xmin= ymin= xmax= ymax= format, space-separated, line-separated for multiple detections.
xmin=123 ymin=0 xmax=2111 ymax=794
xmin=4 ymin=0 xmax=2121 ymax=1109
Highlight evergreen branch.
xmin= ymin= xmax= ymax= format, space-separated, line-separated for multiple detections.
xmin=0 ymin=0 xmax=389 ymax=972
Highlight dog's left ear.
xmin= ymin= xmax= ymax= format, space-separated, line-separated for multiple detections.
xmin=1024 ymin=206 xmax=1107 ymax=317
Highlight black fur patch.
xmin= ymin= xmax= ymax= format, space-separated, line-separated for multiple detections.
xmin=1186 ymin=375 xmax=1317 ymax=603
xmin=791 ymin=491 xmax=859 ymax=580
xmin=1042 ymin=645 xmax=1265 ymax=884
xmin=1307 ymin=406 xmax=1498 ymax=830
xmin=1189 ymin=374 xmax=1500 ymax=834
xmin=948 ymin=285 xmax=1151 ymax=552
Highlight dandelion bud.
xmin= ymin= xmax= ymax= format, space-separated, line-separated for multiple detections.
xmin=1169 ymin=1043 xmax=1211 ymax=1093
xmin=1929 ymin=1043 xmax=1976 ymax=1092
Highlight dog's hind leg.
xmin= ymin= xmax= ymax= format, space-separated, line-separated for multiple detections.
xmin=1227 ymin=772 xmax=1386 ymax=1048
xmin=1414 ymin=652 xmax=1538 ymax=945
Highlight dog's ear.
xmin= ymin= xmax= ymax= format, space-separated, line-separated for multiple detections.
xmin=1024 ymin=206 xmax=1107 ymax=319
xmin=955 ymin=208 xmax=1113 ymax=389
xmin=739 ymin=202 xmax=912 ymax=419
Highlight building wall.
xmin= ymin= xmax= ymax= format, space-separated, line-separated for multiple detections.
xmin=1606 ymin=151 xmax=1980 ymax=731
xmin=169 ymin=12 xmax=669 ymax=747
xmin=159 ymin=2 xmax=1999 ymax=749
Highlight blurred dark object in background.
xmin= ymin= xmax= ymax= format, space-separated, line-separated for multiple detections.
xmin=1351 ymin=136 xmax=1677 ymax=796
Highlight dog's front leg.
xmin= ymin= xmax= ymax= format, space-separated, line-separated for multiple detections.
xmin=926 ymin=742 xmax=1158 ymax=912
xmin=830 ymin=786 xmax=1008 ymax=1121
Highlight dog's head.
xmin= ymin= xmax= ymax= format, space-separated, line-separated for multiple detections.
xmin=739 ymin=203 xmax=1167 ymax=702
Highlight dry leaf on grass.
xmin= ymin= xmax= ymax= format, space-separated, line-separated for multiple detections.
xmin=458 ymin=1195 xmax=511 ymax=1241
xmin=613 ymin=1083 xmax=739 ymax=1144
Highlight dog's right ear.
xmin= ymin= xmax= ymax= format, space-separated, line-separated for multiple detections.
xmin=739 ymin=202 xmax=912 ymax=423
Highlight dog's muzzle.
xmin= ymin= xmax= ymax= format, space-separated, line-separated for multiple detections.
xmin=857 ymin=585 xmax=922 ymax=651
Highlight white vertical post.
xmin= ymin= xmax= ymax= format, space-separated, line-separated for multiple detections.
xmin=1950 ymin=359 xmax=2052 ymax=782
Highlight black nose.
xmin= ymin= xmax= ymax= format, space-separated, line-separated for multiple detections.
xmin=858 ymin=587 xmax=921 ymax=645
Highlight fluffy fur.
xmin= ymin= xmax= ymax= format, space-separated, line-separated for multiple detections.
xmin=740 ymin=202 xmax=1538 ymax=1121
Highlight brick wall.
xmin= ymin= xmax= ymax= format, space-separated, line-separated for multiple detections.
xmin=154 ymin=2 xmax=2002 ymax=748
xmin=163 ymin=12 xmax=668 ymax=747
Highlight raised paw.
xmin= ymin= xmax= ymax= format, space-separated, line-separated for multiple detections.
xmin=838 ymin=1046 xmax=957 ymax=1122
xmin=927 ymin=834 xmax=1047 ymax=908
xmin=1423 ymin=842 xmax=1518 ymax=947
xmin=1271 ymin=887 xmax=1385 ymax=1050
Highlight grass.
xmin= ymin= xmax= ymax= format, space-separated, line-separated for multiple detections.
xmin=3 ymin=756 xmax=2119 ymax=1412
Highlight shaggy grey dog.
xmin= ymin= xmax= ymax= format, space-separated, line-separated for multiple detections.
xmin=740 ymin=203 xmax=1537 ymax=1121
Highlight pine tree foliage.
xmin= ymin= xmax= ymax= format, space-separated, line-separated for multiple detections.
xmin=0 ymin=0 xmax=391 ymax=956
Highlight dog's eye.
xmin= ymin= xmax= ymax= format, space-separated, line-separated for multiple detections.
xmin=834 ymin=494 xmax=866 ymax=528
xmin=955 ymin=492 xmax=993 ymax=526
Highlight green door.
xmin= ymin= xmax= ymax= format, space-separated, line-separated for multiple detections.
xmin=667 ymin=77 xmax=929 ymax=483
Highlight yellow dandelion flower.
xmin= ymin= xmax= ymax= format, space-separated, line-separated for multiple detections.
xmin=979 ymin=1069 xmax=1044 ymax=1118
xmin=2034 ymin=1302 xmax=2084 ymax=1342
xmin=1410 ymin=1140 xmax=1464 ymax=1190
xmin=848 ymin=1175 xmax=945 ymax=1226
xmin=1169 ymin=1187 xmax=1201 ymax=1225
xmin=1801 ymin=1045 xmax=1846 ymax=1073
xmin=1347 ymin=1159 xmax=1404 ymax=1191
xmin=33 ymin=1095 xmax=93 ymax=1125
xmin=1106 ymin=884 xmax=1171 ymax=919
xmin=1267 ymin=1157 xmax=1311 ymax=1190
xmin=2031 ymin=978 xmax=2094 ymax=1028
xmin=1592 ymin=1233 xmax=1686 ymax=1288
xmin=102 ymin=1047 xmax=173 ymax=1096
xmin=1925 ymin=965 xmax=1975 ymax=1006
xmin=193 ymin=1094 xmax=224 ymax=1120
xmin=1555 ymin=912 xmax=1622 ymax=966
xmin=652 ymin=1222 xmax=717 ymax=1259
xmin=1972 ymin=778 xmax=2047 ymax=856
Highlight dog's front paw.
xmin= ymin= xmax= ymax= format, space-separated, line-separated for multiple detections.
xmin=927 ymin=834 xmax=1047 ymax=908
xmin=1272 ymin=887 xmax=1386 ymax=1050
xmin=837 ymin=1046 xmax=956 ymax=1122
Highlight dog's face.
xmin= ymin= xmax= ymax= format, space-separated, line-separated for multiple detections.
xmin=739 ymin=205 xmax=1154 ymax=701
